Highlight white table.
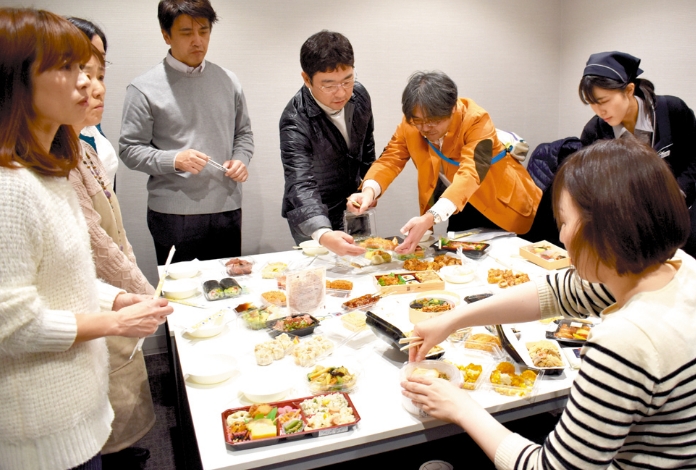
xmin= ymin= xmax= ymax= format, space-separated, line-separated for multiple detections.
xmin=164 ymin=237 xmax=577 ymax=469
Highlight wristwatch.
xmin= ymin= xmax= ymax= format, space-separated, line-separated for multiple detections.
xmin=426 ymin=209 xmax=442 ymax=224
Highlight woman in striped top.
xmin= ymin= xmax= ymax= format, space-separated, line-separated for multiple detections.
xmin=403 ymin=137 xmax=696 ymax=469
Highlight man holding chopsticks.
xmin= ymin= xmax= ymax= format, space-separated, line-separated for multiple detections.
xmin=120 ymin=0 xmax=254 ymax=263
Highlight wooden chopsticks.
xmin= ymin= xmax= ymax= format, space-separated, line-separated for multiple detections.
xmin=398 ymin=336 xmax=423 ymax=351
xmin=398 ymin=336 xmax=442 ymax=357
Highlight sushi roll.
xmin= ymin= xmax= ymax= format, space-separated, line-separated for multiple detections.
xmin=220 ymin=278 xmax=242 ymax=298
xmin=203 ymin=280 xmax=224 ymax=301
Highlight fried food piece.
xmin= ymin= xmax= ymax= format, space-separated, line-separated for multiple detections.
xmin=464 ymin=333 xmax=502 ymax=353
xmin=328 ymin=280 xmax=353 ymax=290
xmin=496 ymin=361 xmax=516 ymax=374
xmin=403 ymin=258 xmax=430 ymax=271
xmin=414 ymin=271 xmax=441 ymax=282
xmin=359 ymin=237 xmax=398 ymax=250
xmin=487 ymin=268 xmax=530 ymax=288
xmin=261 ymin=290 xmax=287 ymax=307
xmin=527 ymin=340 xmax=564 ymax=368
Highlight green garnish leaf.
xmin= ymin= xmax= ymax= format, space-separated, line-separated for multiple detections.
xmin=267 ymin=407 xmax=278 ymax=421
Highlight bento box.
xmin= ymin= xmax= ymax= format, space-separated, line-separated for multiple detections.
xmin=519 ymin=241 xmax=570 ymax=270
xmin=222 ymin=392 xmax=361 ymax=449
xmin=373 ymin=271 xmax=445 ymax=294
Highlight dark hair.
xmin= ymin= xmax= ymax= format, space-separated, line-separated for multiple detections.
xmin=66 ymin=17 xmax=107 ymax=53
xmin=158 ymin=0 xmax=218 ymax=35
xmin=300 ymin=30 xmax=354 ymax=80
xmin=0 ymin=8 xmax=91 ymax=177
xmin=552 ymin=137 xmax=689 ymax=276
xmin=402 ymin=71 xmax=458 ymax=121
xmin=90 ymin=44 xmax=106 ymax=67
xmin=579 ymin=75 xmax=656 ymax=111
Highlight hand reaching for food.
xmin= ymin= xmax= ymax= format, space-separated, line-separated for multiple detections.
xmin=319 ymin=231 xmax=366 ymax=256
xmin=346 ymin=188 xmax=375 ymax=214
xmin=395 ymin=214 xmax=431 ymax=254
xmin=408 ymin=313 xmax=456 ymax=362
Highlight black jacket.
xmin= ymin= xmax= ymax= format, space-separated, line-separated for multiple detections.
xmin=279 ymin=82 xmax=375 ymax=239
xmin=581 ymin=95 xmax=696 ymax=206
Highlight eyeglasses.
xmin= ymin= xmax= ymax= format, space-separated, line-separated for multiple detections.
xmin=318 ymin=75 xmax=356 ymax=94
xmin=105 ymin=60 xmax=113 ymax=69
xmin=409 ymin=115 xmax=450 ymax=127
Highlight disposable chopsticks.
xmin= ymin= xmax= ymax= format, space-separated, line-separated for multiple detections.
xmin=207 ymin=159 xmax=227 ymax=173
xmin=129 ymin=245 xmax=176 ymax=360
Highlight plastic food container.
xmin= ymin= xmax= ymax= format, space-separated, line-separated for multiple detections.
xmin=266 ymin=314 xmax=319 ymax=338
xmin=343 ymin=208 xmax=376 ymax=239
xmin=437 ymin=240 xmax=490 ymax=259
xmin=286 ymin=266 xmax=326 ymax=314
xmin=549 ymin=318 xmax=594 ymax=345
xmin=224 ymin=257 xmax=254 ymax=276
xmin=400 ymin=361 xmax=462 ymax=416
xmin=483 ymin=361 xmax=544 ymax=398
xmin=239 ymin=306 xmax=276 ymax=330
xmin=443 ymin=357 xmax=493 ymax=391
xmin=261 ymin=290 xmax=287 ymax=307
xmin=341 ymin=293 xmax=380 ymax=312
xmin=306 ymin=360 xmax=361 ymax=394
xmin=447 ymin=327 xmax=472 ymax=344
xmin=462 ymin=331 xmax=504 ymax=359
xmin=341 ymin=311 xmax=367 ymax=332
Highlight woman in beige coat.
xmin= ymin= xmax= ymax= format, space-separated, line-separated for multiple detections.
xmin=67 ymin=23 xmax=156 ymax=464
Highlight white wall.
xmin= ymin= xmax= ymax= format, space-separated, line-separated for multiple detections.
xmin=2 ymin=0 xmax=563 ymax=284
xmin=557 ymin=0 xmax=696 ymax=139
xmin=5 ymin=0 xmax=696 ymax=288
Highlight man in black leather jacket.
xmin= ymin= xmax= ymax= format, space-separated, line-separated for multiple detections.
xmin=279 ymin=30 xmax=374 ymax=255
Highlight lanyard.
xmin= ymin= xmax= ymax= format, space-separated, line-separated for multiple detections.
xmin=424 ymin=136 xmax=508 ymax=166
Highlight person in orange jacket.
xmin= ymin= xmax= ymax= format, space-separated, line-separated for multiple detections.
xmin=348 ymin=71 xmax=541 ymax=253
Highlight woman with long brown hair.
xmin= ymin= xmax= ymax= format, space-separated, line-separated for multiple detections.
xmin=0 ymin=8 xmax=172 ymax=470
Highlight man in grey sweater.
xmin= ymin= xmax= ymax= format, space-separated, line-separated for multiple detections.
xmin=119 ymin=0 xmax=253 ymax=263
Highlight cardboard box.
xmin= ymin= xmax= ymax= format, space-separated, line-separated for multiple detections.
xmin=519 ymin=241 xmax=571 ymax=270
xmin=373 ymin=271 xmax=445 ymax=294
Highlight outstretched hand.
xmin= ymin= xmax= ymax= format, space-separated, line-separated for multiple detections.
xmin=395 ymin=213 xmax=432 ymax=254
xmin=346 ymin=188 xmax=376 ymax=214
xmin=319 ymin=231 xmax=366 ymax=256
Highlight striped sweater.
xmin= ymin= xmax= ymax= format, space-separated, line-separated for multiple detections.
xmin=496 ymin=251 xmax=696 ymax=469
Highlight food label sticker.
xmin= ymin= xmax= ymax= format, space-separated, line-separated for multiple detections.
xmin=318 ymin=426 xmax=349 ymax=437
xmin=570 ymin=322 xmax=583 ymax=328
